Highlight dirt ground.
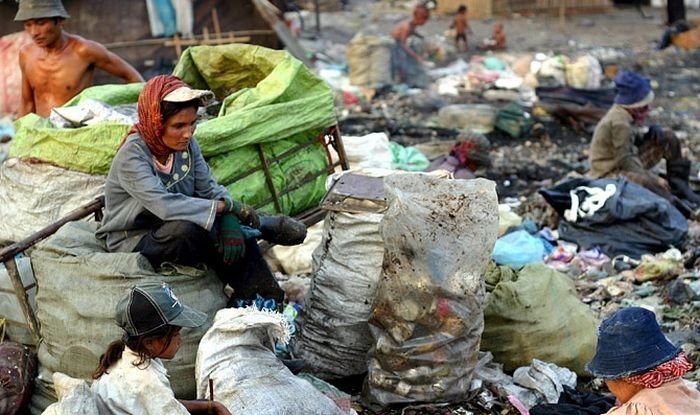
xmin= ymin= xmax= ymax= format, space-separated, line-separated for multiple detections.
xmin=314 ymin=1 xmax=699 ymax=52
xmin=307 ymin=2 xmax=700 ymax=198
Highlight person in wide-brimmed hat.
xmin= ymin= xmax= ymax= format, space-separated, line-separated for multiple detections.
xmin=587 ymin=307 xmax=700 ymax=414
xmin=588 ymin=70 xmax=700 ymax=217
xmin=15 ymin=0 xmax=143 ymax=118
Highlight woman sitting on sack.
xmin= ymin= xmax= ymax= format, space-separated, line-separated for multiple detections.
xmin=96 ymin=75 xmax=295 ymax=305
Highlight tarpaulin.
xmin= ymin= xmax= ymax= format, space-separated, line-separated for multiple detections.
xmin=540 ymin=178 xmax=687 ymax=259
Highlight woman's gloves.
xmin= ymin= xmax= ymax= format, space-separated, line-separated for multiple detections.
xmin=644 ymin=124 xmax=665 ymax=146
xmin=218 ymin=214 xmax=245 ymax=264
xmin=223 ymin=199 xmax=260 ymax=228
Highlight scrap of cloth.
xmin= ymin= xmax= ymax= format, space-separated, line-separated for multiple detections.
xmin=530 ymin=385 xmax=616 ymax=415
xmin=626 ymin=352 xmax=694 ymax=389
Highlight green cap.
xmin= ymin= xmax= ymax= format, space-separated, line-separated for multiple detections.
xmin=116 ymin=282 xmax=207 ymax=338
xmin=15 ymin=0 xmax=70 ymax=22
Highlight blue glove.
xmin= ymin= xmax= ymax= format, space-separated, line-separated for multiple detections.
xmin=218 ymin=214 xmax=245 ymax=265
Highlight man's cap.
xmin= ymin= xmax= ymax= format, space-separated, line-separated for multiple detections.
xmin=116 ymin=282 xmax=207 ymax=338
xmin=586 ymin=307 xmax=680 ymax=379
xmin=163 ymin=86 xmax=215 ymax=106
xmin=614 ymin=70 xmax=654 ymax=108
xmin=15 ymin=0 xmax=70 ymax=22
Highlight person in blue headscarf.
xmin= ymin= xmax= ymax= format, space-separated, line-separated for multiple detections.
xmin=588 ymin=70 xmax=700 ymax=215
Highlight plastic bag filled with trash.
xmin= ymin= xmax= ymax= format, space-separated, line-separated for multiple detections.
xmin=363 ymin=174 xmax=499 ymax=406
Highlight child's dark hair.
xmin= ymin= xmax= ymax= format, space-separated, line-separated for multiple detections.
xmin=92 ymin=325 xmax=180 ymax=379
xmin=160 ymin=99 xmax=200 ymax=123
xmin=458 ymin=4 xmax=467 ymax=12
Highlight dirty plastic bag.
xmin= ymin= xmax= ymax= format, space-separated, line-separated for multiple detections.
xmin=340 ymin=133 xmax=393 ymax=170
xmin=389 ymin=141 xmax=430 ymax=172
xmin=564 ymin=54 xmax=602 ymax=89
xmin=195 ymin=308 xmax=350 ymax=415
xmin=492 ymin=229 xmax=547 ymax=268
xmin=295 ymin=210 xmax=385 ymax=379
xmin=364 ymin=174 xmax=499 ymax=405
xmin=481 ymin=263 xmax=598 ymax=375
xmin=264 ymin=221 xmax=324 ymax=276
xmin=512 ymin=359 xmax=577 ymax=404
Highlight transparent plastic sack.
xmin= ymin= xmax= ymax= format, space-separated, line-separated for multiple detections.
xmin=364 ymin=174 xmax=499 ymax=406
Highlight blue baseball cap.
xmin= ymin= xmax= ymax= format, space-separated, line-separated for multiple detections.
xmin=587 ymin=307 xmax=680 ymax=379
xmin=116 ymin=282 xmax=207 ymax=337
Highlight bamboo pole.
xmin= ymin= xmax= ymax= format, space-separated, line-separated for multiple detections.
xmin=103 ymin=30 xmax=273 ymax=49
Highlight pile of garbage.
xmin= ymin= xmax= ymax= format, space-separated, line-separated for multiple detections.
xmin=2 ymin=3 xmax=700 ymax=415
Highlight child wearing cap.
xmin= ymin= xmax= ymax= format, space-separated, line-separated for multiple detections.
xmin=91 ymin=283 xmax=231 ymax=415
xmin=587 ymin=307 xmax=700 ymax=414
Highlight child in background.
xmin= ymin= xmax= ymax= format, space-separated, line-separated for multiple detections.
xmin=452 ymin=5 xmax=472 ymax=51
xmin=482 ymin=22 xmax=507 ymax=50
xmin=390 ymin=4 xmax=431 ymax=86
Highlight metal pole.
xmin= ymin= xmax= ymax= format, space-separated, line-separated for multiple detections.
xmin=315 ymin=0 xmax=321 ymax=34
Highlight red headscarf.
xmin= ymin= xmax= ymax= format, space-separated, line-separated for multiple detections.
xmin=129 ymin=75 xmax=187 ymax=157
xmin=625 ymin=352 xmax=694 ymax=389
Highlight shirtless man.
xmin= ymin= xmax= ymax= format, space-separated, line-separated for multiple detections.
xmin=390 ymin=4 xmax=430 ymax=87
xmin=16 ymin=0 xmax=143 ymax=118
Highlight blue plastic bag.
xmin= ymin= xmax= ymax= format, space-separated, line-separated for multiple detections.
xmin=492 ymin=229 xmax=547 ymax=268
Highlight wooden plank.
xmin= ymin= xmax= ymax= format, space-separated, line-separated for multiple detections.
xmin=435 ymin=0 xmax=492 ymax=19
xmin=104 ymin=30 xmax=271 ymax=49
xmin=164 ymin=36 xmax=252 ymax=47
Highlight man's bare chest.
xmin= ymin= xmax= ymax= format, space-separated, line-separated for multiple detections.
xmin=26 ymin=54 xmax=93 ymax=92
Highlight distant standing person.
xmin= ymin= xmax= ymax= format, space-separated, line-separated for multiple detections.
xmin=15 ymin=0 xmax=144 ymax=118
xmin=452 ymin=5 xmax=472 ymax=52
xmin=390 ymin=4 xmax=430 ymax=87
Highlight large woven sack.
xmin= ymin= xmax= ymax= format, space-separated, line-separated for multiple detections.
xmin=295 ymin=210 xmax=384 ymax=379
xmin=481 ymin=262 xmax=598 ymax=375
xmin=346 ymin=33 xmax=393 ymax=88
xmin=196 ymin=308 xmax=350 ymax=415
xmin=31 ymin=220 xmax=227 ymax=407
xmin=0 ymin=159 xmax=104 ymax=244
